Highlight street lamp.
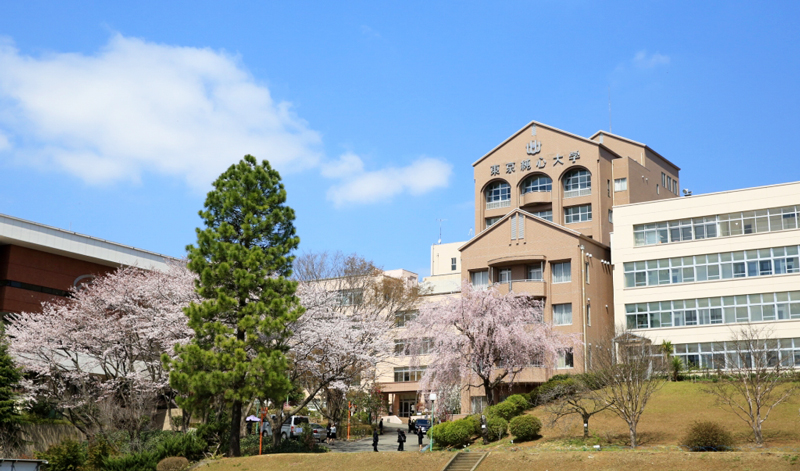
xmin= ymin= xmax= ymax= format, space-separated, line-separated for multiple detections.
xmin=428 ymin=393 xmax=437 ymax=451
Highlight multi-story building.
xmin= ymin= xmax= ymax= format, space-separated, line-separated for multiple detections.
xmin=612 ymin=181 xmax=800 ymax=368
xmin=0 ymin=213 xmax=172 ymax=319
xmin=458 ymin=120 xmax=680 ymax=408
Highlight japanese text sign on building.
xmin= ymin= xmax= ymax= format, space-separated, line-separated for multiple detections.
xmin=526 ymin=140 xmax=542 ymax=155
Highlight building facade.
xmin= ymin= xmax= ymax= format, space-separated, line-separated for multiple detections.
xmin=458 ymin=121 xmax=680 ymax=407
xmin=0 ymin=213 xmax=173 ymax=319
xmin=612 ymin=182 xmax=800 ymax=368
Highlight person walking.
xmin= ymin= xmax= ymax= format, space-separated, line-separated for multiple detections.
xmin=372 ymin=429 xmax=379 ymax=452
xmin=379 ymin=418 xmax=384 ymax=435
xmin=417 ymin=426 xmax=425 ymax=451
xmin=326 ymin=422 xmax=331 ymax=445
xmin=330 ymin=422 xmax=337 ymax=445
xmin=397 ymin=429 xmax=405 ymax=451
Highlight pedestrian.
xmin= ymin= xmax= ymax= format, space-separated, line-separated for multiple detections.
xmin=326 ymin=422 xmax=331 ymax=445
xmin=379 ymin=418 xmax=384 ymax=435
xmin=408 ymin=418 xmax=414 ymax=432
xmin=330 ymin=422 xmax=337 ymax=445
xmin=417 ymin=426 xmax=425 ymax=451
xmin=397 ymin=429 xmax=405 ymax=451
xmin=372 ymin=429 xmax=379 ymax=452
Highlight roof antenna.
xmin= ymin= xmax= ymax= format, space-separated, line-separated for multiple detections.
xmin=608 ymin=86 xmax=613 ymax=133
xmin=436 ymin=218 xmax=447 ymax=244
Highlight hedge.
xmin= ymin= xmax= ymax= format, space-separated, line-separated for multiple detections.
xmin=429 ymin=420 xmax=472 ymax=448
xmin=486 ymin=416 xmax=508 ymax=442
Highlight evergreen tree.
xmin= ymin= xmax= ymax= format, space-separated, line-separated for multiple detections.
xmin=166 ymin=155 xmax=302 ymax=457
xmin=0 ymin=328 xmax=23 ymax=453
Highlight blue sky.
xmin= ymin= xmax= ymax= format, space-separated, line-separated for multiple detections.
xmin=1 ymin=1 xmax=799 ymax=277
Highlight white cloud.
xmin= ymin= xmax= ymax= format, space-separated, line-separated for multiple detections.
xmin=326 ymin=156 xmax=452 ymax=208
xmin=0 ymin=34 xmax=322 ymax=189
xmin=632 ymin=50 xmax=670 ymax=69
xmin=320 ymin=152 xmax=364 ymax=179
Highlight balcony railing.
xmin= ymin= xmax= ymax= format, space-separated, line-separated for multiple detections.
xmin=563 ymin=187 xmax=591 ymax=199
xmin=486 ymin=199 xmax=511 ymax=210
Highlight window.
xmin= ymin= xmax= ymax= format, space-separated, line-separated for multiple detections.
xmin=470 ymin=396 xmax=488 ymax=414
xmin=532 ymin=210 xmax=553 ymax=222
xmin=527 ymin=262 xmax=543 ymax=281
xmin=471 ymin=270 xmax=489 ymax=288
xmin=614 ymin=178 xmax=628 ymax=192
xmin=337 ymin=289 xmax=363 ymax=306
xmin=552 ymin=261 xmax=571 ymax=283
xmin=558 ymin=349 xmax=574 ymax=368
xmin=657 ymin=184 xmax=660 ymax=195
xmin=607 ymin=179 xmax=611 ymax=197
xmin=485 ymin=181 xmax=511 ymax=209
xmin=564 ymin=204 xmax=592 ymax=224
xmin=396 ymin=338 xmax=433 ymax=355
xmin=625 ymin=290 xmax=800 ymax=330
xmin=608 ymin=209 xmax=613 ymax=223
xmin=585 ymin=262 xmax=590 ymax=284
xmin=394 ymin=366 xmax=426 ymax=382
xmin=394 ymin=310 xmax=418 ymax=327
xmin=633 ymin=205 xmax=800 ymax=246
xmin=394 ymin=339 xmax=408 ymax=355
xmin=623 ymin=245 xmax=800 ymax=288
xmin=673 ymin=338 xmax=800 ymax=371
xmin=662 ymin=172 xmax=666 ymax=187
xmin=498 ymin=268 xmax=511 ymax=283
xmin=485 ymin=216 xmax=502 ymax=229
xmin=522 ymin=175 xmax=552 ymax=193
xmin=451 ymin=257 xmax=457 ymax=271
xmin=563 ymin=169 xmax=591 ymax=197
xmin=553 ymin=304 xmax=573 ymax=325
xmin=587 ymin=304 xmax=591 ymax=326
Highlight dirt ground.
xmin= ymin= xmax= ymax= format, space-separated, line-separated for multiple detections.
xmin=195 ymin=450 xmax=800 ymax=471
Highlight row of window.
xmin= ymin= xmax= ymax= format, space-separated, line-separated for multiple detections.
xmin=393 ymin=338 xmax=433 ymax=355
xmin=393 ymin=366 xmax=427 ymax=382
xmin=485 ymin=206 xmax=589 ymax=230
xmin=470 ymin=261 xmax=572 ymax=287
xmin=626 ymin=290 xmax=800 ymax=330
xmin=485 ymin=169 xmax=592 ymax=202
xmin=623 ymin=245 xmax=800 ymax=288
xmin=661 ymin=172 xmax=678 ymax=195
xmin=634 ymin=205 xmax=800 ymax=246
xmin=674 ymin=339 xmax=800 ymax=370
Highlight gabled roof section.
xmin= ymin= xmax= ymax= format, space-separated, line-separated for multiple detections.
xmin=590 ymin=130 xmax=681 ymax=172
xmin=472 ymin=120 xmax=605 ymax=168
xmin=458 ymin=207 xmax=608 ymax=252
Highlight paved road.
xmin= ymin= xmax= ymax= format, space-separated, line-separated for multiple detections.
xmin=326 ymin=423 xmax=429 ymax=453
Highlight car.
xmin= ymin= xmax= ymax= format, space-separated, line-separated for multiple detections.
xmin=308 ymin=422 xmax=326 ymax=442
xmin=413 ymin=418 xmax=432 ymax=434
xmin=261 ymin=415 xmax=310 ymax=441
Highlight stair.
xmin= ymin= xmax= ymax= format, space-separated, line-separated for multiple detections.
xmin=440 ymin=452 xmax=489 ymax=471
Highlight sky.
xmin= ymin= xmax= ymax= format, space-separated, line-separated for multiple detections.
xmin=1 ymin=1 xmax=799 ymax=278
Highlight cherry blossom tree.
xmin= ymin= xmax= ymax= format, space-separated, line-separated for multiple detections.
xmin=261 ymin=252 xmax=418 ymax=447
xmin=6 ymin=261 xmax=197 ymax=444
xmin=406 ymin=282 xmax=579 ymax=413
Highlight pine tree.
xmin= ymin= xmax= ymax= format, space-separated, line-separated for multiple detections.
xmin=0 ymin=328 xmax=23 ymax=453
xmin=166 ymin=155 xmax=302 ymax=457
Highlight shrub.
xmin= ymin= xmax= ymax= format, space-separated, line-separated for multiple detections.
xmin=85 ymin=436 xmax=113 ymax=471
xmin=683 ymin=421 xmax=734 ymax=452
xmin=505 ymin=394 xmax=531 ymax=413
xmin=486 ymin=416 xmax=508 ymax=442
xmin=462 ymin=415 xmax=481 ymax=436
xmin=429 ymin=421 xmax=471 ymax=448
xmin=103 ymin=450 xmax=159 ymax=471
xmin=260 ymin=438 xmax=328 ymax=454
xmin=156 ymin=457 xmax=189 ymax=471
xmin=486 ymin=400 xmax=522 ymax=421
xmin=153 ymin=432 xmax=207 ymax=461
xmin=509 ymin=415 xmax=541 ymax=442
xmin=36 ymin=439 xmax=87 ymax=471
xmin=348 ymin=424 xmax=373 ymax=439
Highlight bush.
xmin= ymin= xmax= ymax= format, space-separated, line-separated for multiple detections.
xmin=86 ymin=436 xmax=113 ymax=471
xmin=509 ymin=415 xmax=541 ymax=442
xmin=486 ymin=401 xmax=521 ymax=421
xmin=36 ymin=439 xmax=87 ymax=471
xmin=260 ymin=438 xmax=329 ymax=454
xmin=348 ymin=424 xmax=373 ymax=439
xmin=462 ymin=415 xmax=481 ymax=436
xmin=153 ymin=432 xmax=207 ymax=461
xmin=429 ymin=421 xmax=472 ymax=448
xmin=683 ymin=421 xmax=734 ymax=452
xmin=156 ymin=457 xmax=189 ymax=471
xmin=505 ymin=394 xmax=531 ymax=413
xmin=486 ymin=416 xmax=508 ymax=442
xmin=103 ymin=450 xmax=159 ymax=471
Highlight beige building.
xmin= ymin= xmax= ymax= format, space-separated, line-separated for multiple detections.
xmin=612 ymin=181 xmax=800 ymax=368
xmin=459 ymin=121 xmax=680 ymax=407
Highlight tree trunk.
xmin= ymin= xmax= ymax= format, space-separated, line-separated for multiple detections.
xmin=229 ymin=399 xmax=242 ymax=457
xmin=583 ymin=414 xmax=590 ymax=439
xmin=629 ymin=422 xmax=637 ymax=448
xmin=753 ymin=423 xmax=763 ymax=446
